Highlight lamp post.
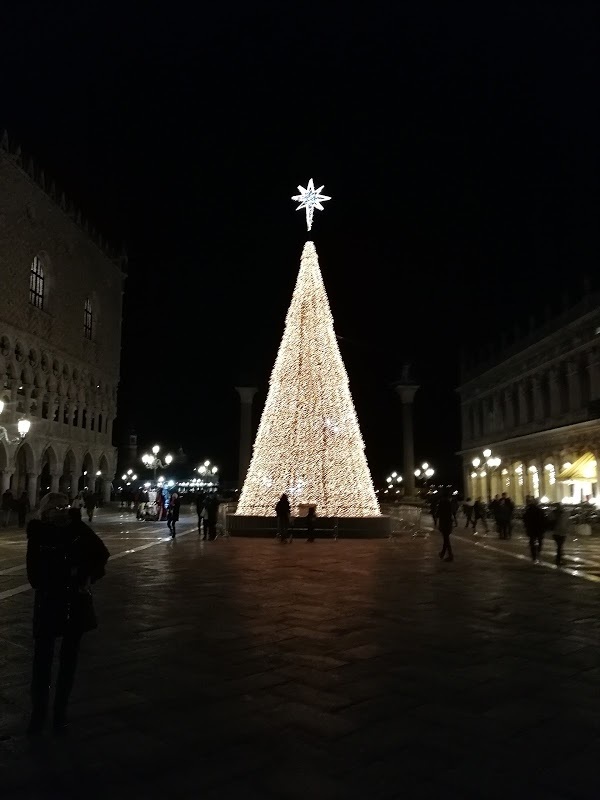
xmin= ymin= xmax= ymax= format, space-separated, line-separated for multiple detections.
xmin=197 ymin=459 xmax=219 ymax=489
xmin=471 ymin=449 xmax=501 ymax=500
xmin=414 ymin=462 xmax=435 ymax=485
xmin=384 ymin=471 xmax=403 ymax=497
xmin=141 ymin=445 xmax=173 ymax=484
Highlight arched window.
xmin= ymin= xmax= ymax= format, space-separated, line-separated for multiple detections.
xmin=84 ymin=299 xmax=93 ymax=340
xmin=29 ymin=255 xmax=45 ymax=309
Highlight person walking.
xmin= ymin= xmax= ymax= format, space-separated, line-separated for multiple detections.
xmin=84 ymin=491 xmax=97 ymax=523
xmin=429 ymin=493 xmax=440 ymax=527
xmin=17 ymin=491 xmax=30 ymax=528
xmin=523 ymin=496 xmax=547 ymax=562
xmin=275 ymin=493 xmax=291 ymax=543
xmin=205 ymin=493 xmax=220 ymax=541
xmin=551 ymin=503 xmax=570 ymax=566
xmin=496 ymin=493 xmax=513 ymax=539
xmin=305 ymin=507 xmax=316 ymax=542
xmin=26 ymin=492 xmax=110 ymax=735
xmin=450 ymin=494 xmax=459 ymax=527
xmin=2 ymin=488 xmax=13 ymax=527
xmin=472 ymin=497 xmax=488 ymax=533
xmin=462 ymin=497 xmax=474 ymax=528
xmin=437 ymin=490 xmax=454 ymax=561
xmin=167 ymin=491 xmax=180 ymax=538
xmin=195 ymin=492 xmax=206 ymax=536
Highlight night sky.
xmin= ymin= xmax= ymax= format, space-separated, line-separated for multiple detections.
xmin=2 ymin=3 xmax=599 ymax=485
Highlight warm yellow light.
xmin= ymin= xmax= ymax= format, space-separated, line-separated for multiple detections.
xmin=236 ymin=241 xmax=379 ymax=517
xmin=391 ymin=471 xmax=397 ymax=478
xmin=421 ymin=462 xmax=429 ymax=470
xmin=472 ymin=458 xmax=480 ymax=468
xmin=0 ymin=400 xmax=4 ymax=415
xmin=483 ymin=449 xmax=492 ymax=458
xmin=470 ymin=471 xmax=477 ymax=478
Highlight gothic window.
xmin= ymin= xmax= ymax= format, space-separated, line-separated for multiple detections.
xmin=540 ymin=374 xmax=551 ymax=418
xmin=84 ymin=299 xmax=93 ymax=340
xmin=525 ymin=381 xmax=534 ymax=422
xmin=558 ymin=364 xmax=569 ymax=414
xmin=29 ymin=255 xmax=45 ymax=309
xmin=580 ymin=358 xmax=591 ymax=407
xmin=512 ymin=387 xmax=520 ymax=426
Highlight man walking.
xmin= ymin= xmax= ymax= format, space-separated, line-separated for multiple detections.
xmin=523 ymin=496 xmax=547 ymax=562
xmin=437 ymin=490 xmax=454 ymax=562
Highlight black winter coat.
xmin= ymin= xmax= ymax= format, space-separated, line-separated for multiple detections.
xmin=26 ymin=518 xmax=110 ymax=638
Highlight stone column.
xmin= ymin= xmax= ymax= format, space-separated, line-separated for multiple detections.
xmin=567 ymin=360 xmax=581 ymax=411
xmin=103 ymin=477 xmax=113 ymax=504
xmin=1 ymin=471 xmax=13 ymax=492
xmin=235 ymin=387 xmax=257 ymax=488
xmin=587 ymin=349 xmax=600 ymax=400
xmin=27 ymin=472 xmax=37 ymax=509
xmin=549 ymin=367 xmax=560 ymax=418
xmin=532 ymin=376 xmax=544 ymax=422
xmin=393 ymin=381 xmax=420 ymax=500
xmin=516 ymin=383 xmax=526 ymax=425
xmin=505 ymin=388 xmax=515 ymax=429
xmin=50 ymin=472 xmax=61 ymax=493
xmin=57 ymin=398 xmax=66 ymax=425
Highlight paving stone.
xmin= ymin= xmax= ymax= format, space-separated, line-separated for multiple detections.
xmin=0 ymin=511 xmax=599 ymax=797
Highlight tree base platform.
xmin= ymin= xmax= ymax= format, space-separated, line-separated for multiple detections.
xmin=226 ymin=515 xmax=391 ymax=538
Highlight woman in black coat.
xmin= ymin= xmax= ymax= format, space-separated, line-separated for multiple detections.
xmin=26 ymin=492 xmax=109 ymax=735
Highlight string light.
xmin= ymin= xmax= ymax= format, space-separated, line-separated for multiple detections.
xmin=236 ymin=241 xmax=380 ymax=518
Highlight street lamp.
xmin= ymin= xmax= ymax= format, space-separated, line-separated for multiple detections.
xmin=471 ymin=449 xmax=502 ymax=499
xmin=141 ymin=445 xmax=173 ymax=483
xmin=0 ymin=400 xmax=31 ymax=443
xmin=414 ymin=462 xmax=435 ymax=482
xmin=384 ymin=471 xmax=403 ymax=495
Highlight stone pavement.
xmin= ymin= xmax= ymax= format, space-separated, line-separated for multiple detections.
xmin=1 ymin=508 xmax=600 ymax=799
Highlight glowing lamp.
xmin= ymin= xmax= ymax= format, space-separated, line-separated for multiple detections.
xmin=152 ymin=445 xmax=160 ymax=455
xmin=17 ymin=418 xmax=31 ymax=437
xmin=483 ymin=449 xmax=492 ymax=459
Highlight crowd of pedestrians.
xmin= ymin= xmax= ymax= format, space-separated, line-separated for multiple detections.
xmin=431 ymin=491 xmax=571 ymax=566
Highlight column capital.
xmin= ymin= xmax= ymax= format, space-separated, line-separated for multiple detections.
xmin=393 ymin=383 xmax=420 ymax=404
xmin=235 ymin=386 xmax=258 ymax=404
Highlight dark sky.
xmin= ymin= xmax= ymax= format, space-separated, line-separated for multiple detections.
xmin=2 ymin=2 xmax=599 ymax=485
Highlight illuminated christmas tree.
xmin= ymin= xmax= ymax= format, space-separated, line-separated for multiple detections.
xmin=236 ymin=240 xmax=380 ymax=518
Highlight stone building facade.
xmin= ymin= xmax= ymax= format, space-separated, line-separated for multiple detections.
xmin=458 ymin=295 xmax=600 ymax=505
xmin=0 ymin=135 xmax=124 ymax=507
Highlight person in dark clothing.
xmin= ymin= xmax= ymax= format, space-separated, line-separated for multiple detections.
xmin=17 ymin=491 xmax=30 ymax=528
xmin=450 ymin=495 xmax=459 ymax=527
xmin=429 ymin=494 xmax=440 ymax=527
xmin=195 ymin=492 xmax=206 ymax=537
xmin=2 ymin=488 xmax=13 ymax=527
xmin=472 ymin=497 xmax=488 ymax=532
xmin=167 ymin=491 xmax=180 ymax=537
xmin=275 ymin=493 xmax=292 ymax=543
xmin=523 ymin=497 xmax=547 ymax=562
xmin=305 ymin=507 xmax=316 ymax=542
xmin=26 ymin=492 xmax=110 ymax=735
xmin=437 ymin=491 xmax=454 ymax=561
xmin=497 ymin=493 xmax=514 ymax=539
xmin=205 ymin=494 xmax=220 ymax=541
xmin=84 ymin=491 xmax=97 ymax=523
xmin=462 ymin=498 xmax=474 ymax=527
xmin=490 ymin=495 xmax=501 ymax=534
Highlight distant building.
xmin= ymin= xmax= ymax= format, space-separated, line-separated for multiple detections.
xmin=0 ymin=134 xmax=125 ymax=505
xmin=458 ymin=295 xmax=600 ymax=504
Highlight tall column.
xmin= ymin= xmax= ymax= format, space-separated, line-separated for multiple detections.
xmin=549 ymin=367 xmax=560 ymax=418
xmin=505 ymin=388 xmax=515 ymax=429
xmin=532 ymin=376 xmax=544 ymax=422
xmin=517 ymin=383 xmax=527 ymax=425
xmin=50 ymin=472 xmax=61 ymax=493
xmin=394 ymin=381 xmax=420 ymax=500
xmin=27 ymin=472 xmax=37 ymax=509
xmin=235 ymin=387 xmax=257 ymax=488
xmin=1 ymin=471 xmax=13 ymax=492
xmin=567 ymin=360 xmax=581 ymax=411
xmin=587 ymin=349 xmax=600 ymax=400
xmin=103 ymin=477 xmax=113 ymax=504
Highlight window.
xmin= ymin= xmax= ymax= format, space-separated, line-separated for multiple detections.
xmin=29 ymin=255 xmax=45 ymax=309
xmin=84 ymin=298 xmax=93 ymax=340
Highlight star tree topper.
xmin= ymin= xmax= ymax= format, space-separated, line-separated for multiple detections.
xmin=291 ymin=178 xmax=331 ymax=231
